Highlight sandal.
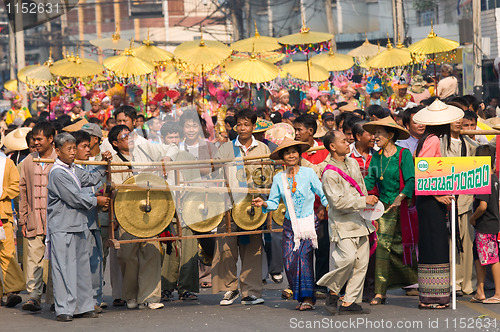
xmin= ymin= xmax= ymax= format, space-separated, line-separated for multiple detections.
xmin=112 ymin=299 xmax=127 ymax=307
xmin=179 ymin=291 xmax=198 ymax=301
xmin=370 ymin=297 xmax=386 ymax=305
xmin=271 ymin=273 xmax=283 ymax=284
xmin=483 ymin=296 xmax=500 ymax=304
xmin=299 ymin=302 xmax=315 ymax=311
xmin=200 ymin=282 xmax=212 ymax=288
xmin=470 ymin=296 xmax=485 ymax=303
xmin=161 ymin=290 xmax=174 ymax=302
xmin=281 ymin=289 xmax=293 ymax=300
xmin=418 ymin=303 xmax=449 ymax=309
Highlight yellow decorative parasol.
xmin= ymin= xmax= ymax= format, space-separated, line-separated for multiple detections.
xmin=408 ymin=23 xmax=460 ymax=55
xmin=348 ymin=36 xmax=386 ymax=58
xmin=3 ymin=79 xmax=17 ymax=91
xmin=282 ymin=60 xmax=329 ymax=82
xmin=277 ymin=22 xmax=333 ymax=46
xmin=104 ymin=46 xmax=155 ymax=77
xmin=17 ymin=65 xmax=38 ymax=84
xmin=157 ymin=64 xmax=179 ymax=85
xmin=231 ymin=51 xmax=285 ymax=64
xmin=133 ymin=30 xmax=174 ymax=64
xmin=50 ymin=54 xmax=104 ymax=78
xmin=174 ymin=33 xmax=232 ymax=71
xmin=232 ymin=23 xmax=282 ymax=53
xmin=310 ymin=49 xmax=354 ymax=72
xmin=90 ymin=25 xmax=136 ymax=51
xmin=226 ymin=55 xmax=279 ymax=84
xmin=364 ymin=39 xmax=412 ymax=69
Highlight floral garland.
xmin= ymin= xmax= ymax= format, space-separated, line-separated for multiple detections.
xmin=284 ymin=41 xmax=331 ymax=55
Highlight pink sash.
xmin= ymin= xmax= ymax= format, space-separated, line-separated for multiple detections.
xmin=322 ymin=164 xmax=377 ymax=256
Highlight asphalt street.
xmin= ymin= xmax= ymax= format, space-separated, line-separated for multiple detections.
xmin=2 ymin=268 xmax=500 ymax=332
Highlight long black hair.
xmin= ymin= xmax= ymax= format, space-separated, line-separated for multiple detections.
xmin=415 ymin=124 xmax=450 ymax=157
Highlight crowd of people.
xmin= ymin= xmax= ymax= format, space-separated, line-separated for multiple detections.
xmin=1 ymin=64 xmax=500 ymax=322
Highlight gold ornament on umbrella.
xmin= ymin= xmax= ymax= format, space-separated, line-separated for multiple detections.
xmin=90 ymin=24 xmax=136 ymax=51
xmin=348 ymin=35 xmax=386 ymax=59
xmin=364 ymin=38 xmax=412 ymax=69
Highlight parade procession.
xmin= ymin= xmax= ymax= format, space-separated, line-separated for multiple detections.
xmin=3 ymin=0 xmax=500 ymax=330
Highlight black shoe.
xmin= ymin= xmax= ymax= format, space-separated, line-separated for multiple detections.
xmin=338 ymin=303 xmax=370 ymax=315
xmin=325 ymin=292 xmax=339 ymax=314
xmin=5 ymin=293 xmax=22 ymax=308
xmin=241 ymin=295 xmax=264 ymax=305
xmin=56 ymin=314 xmax=73 ymax=322
xmin=220 ymin=290 xmax=240 ymax=306
xmin=22 ymin=298 xmax=42 ymax=312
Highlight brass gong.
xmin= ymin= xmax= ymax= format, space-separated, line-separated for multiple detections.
xmin=232 ymin=194 xmax=268 ymax=230
xmin=251 ymin=167 xmax=273 ymax=186
xmin=114 ymin=173 xmax=175 ymax=238
xmin=272 ymin=202 xmax=286 ymax=226
xmin=273 ymin=167 xmax=284 ymax=177
xmin=181 ymin=192 xmax=225 ymax=233
xmin=236 ymin=167 xmax=249 ymax=182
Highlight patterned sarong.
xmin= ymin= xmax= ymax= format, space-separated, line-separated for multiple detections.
xmin=418 ymin=263 xmax=450 ymax=305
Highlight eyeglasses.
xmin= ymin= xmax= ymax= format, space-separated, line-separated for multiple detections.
xmin=118 ymin=133 xmax=130 ymax=140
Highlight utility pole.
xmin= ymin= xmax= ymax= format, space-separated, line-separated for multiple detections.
xmin=396 ymin=0 xmax=404 ymax=43
xmin=324 ymin=0 xmax=336 ymax=51
xmin=391 ymin=0 xmax=397 ymax=44
xmin=267 ymin=0 xmax=273 ymax=37
xmin=244 ymin=0 xmax=251 ymax=38
xmin=15 ymin=10 xmax=27 ymax=107
xmin=96 ymin=0 xmax=103 ymax=63
xmin=163 ymin=0 xmax=169 ymax=47
xmin=78 ymin=1 xmax=85 ymax=58
xmin=8 ymin=24 xmax=15 ymax=79
xmin=472 ymin=0 xmax=482 ymax=98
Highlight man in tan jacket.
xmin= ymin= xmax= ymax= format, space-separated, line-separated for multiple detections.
xmin=19 ymin=122 xmax=56 ymax=311
xmin=318 ymin=130 xmax=377 ymax=315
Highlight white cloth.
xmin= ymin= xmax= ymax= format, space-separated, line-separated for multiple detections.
xmin=281 ymin=172 xmax=317 ymax=251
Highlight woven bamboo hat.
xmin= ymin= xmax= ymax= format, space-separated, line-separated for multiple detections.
xmin=413 ymin=99 xmax=464 ymax=125
xmin=363 ymin=116 xmax=410 ymax=140
xmin=4 ymin=127 xmax=32 ymax=151
xmin=269 ymin=138 xmax=310 ymax=161
xmin=62 ymin=118 xmax=89 ymax=132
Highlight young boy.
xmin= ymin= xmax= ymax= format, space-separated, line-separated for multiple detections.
xmin=470 ymin=145 xmax=500 ymax=303
xmin=318 ymin=130 xmax=378 ymax=314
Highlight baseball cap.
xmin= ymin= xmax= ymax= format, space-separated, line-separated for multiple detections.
xmin=81 ymin=123 xmax=103 ymax=138
xmin=322 ymin=112 xmax=335 ymax=120
xmin=282 ymin=111 xmax=295 ymax=119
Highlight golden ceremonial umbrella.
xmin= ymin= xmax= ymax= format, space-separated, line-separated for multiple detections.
xmin=278 ymin=23 xmax=333 ymax=46
xmin=90 ymin=25 xmax=136 ymax=51
xmin=311 ymin=49 xmax=354 ymax=72
xmin=133 ymin=30 xmax=174 ymax=64
xmin=50 ymin=54 xmax=104 ymax=78
xmin=232 ymin=23 xmax=281 ymax=53
xmin=157 ymin=64 xmax=179 ymax=85
xmin=17 ymin=65 xmax=37 ymax=83
xmin=174 ymin=34 xmax=232 ymax=69
xmin=348 ymin=37 xmax=386 ymax=58
xmin=364 ymin=39 xmax=412 ymax=69
xmin=408 ymin=24 xmax=459 ymax=55
xmin=104 ymin=47 xmax=155 ymax=77
xmin=226 ymin=55 xmax=279 ymax=84
xmin=282 ymin=60 xmax=329 ymax=82
xmin=232 ymin=51 xmax=285 ymax=64
xmin=3 ymin=79 xmax=17 ymax=91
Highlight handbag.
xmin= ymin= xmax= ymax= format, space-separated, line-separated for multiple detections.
xmin=398 ymin=148 xmax=419 ymax=265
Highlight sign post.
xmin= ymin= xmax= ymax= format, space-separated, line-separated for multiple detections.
xmin=415 ymin=156 xmax=492 ymax=310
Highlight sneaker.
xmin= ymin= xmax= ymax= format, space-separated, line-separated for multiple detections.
xmin=99 ymin=302 xmax=108 ymax=308
xmin=139 ymin=302 xmax=164 ymax=310
xmin=22 ymin=298 xmax=42 ymax=312
xmin=5 ymin=293 xmax=22 ymax=308
xmin=325 ymin=292 xmax=339 ymax=314
xmin=127 ymin=299 xmax=138 ymax=309
xmin=241 ymin=295 xmax=264 ymax=305
xmin=220 ymin=290 xmax=240 ymax=306
xmin=338 ymin=303 xmax=371 ymax=315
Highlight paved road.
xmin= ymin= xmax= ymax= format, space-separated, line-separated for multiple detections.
xmin=2 ymin=271 xmax=500 ymax=332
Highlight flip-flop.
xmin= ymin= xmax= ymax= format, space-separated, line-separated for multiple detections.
xmin=483 ymin=296 xmax=500 ymax=304
xmin=299 ymin=302 xmax=315 ymax=311
xmin=470 ymin=296 xmax=485 ymax=303
xmin=418 ymin=303 xmax=448 ymax=309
